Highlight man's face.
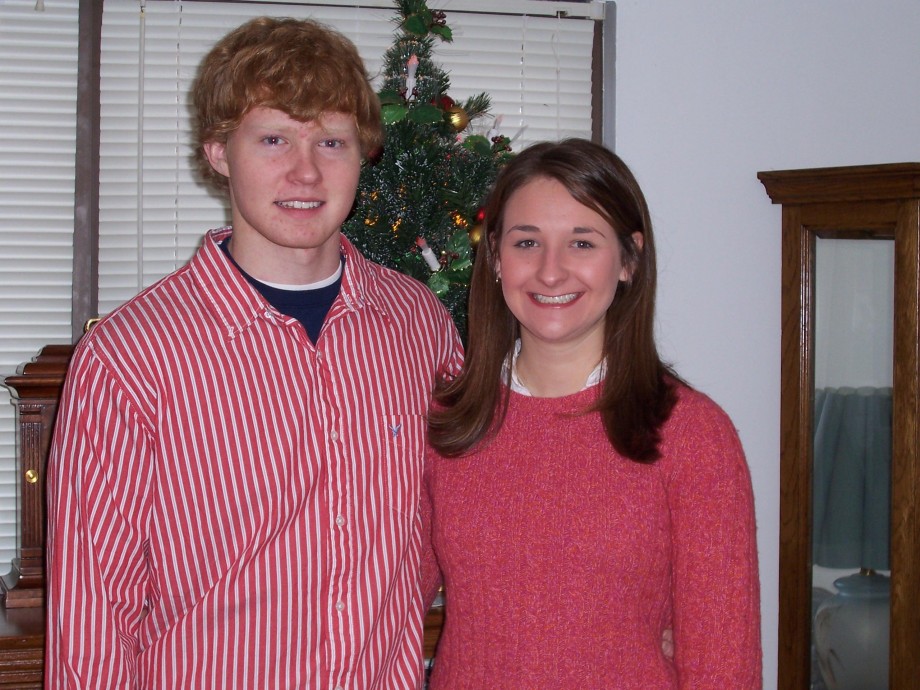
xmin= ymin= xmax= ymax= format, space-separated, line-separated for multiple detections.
xmin=204 ymin=107 xmax=362 ymax=280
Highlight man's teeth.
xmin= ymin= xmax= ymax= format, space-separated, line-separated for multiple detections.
xmin=278 ymin=200 xmax=321 ymax=209
xmin=533 ymin=293 xmax=577 ymax=305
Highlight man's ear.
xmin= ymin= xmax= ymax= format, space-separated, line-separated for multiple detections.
xmin=203 ymin=140 xmax=230 ymax=178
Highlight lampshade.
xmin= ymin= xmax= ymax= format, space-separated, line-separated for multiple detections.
xmin=812 ymin=386 xmax=891 ymax=570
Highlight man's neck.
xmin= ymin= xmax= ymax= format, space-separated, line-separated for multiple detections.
xmin=225 ymin=230 xmax=343 ymax=285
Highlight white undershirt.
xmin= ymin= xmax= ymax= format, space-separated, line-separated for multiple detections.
xmin=504 ymin=338 xmax=605 ymax=396
xmin=259 ymin=260 xmax=343 ymax=291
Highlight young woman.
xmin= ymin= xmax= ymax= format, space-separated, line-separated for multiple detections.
xmin=422 ymin=139 xmax=761 ymax=688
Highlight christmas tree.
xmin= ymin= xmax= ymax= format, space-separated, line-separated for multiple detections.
xmin=342 ymin=0 xmax=512 ymax=338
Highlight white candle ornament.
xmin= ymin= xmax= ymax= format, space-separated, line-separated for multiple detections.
xmin=416 ymin=237 xmax=441 ymax=272
xmin=406 ymin=55 xmax=419 ymax=100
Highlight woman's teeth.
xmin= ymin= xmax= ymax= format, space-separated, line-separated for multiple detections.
xmin=533 ymin=293 xmax=577 ymax=305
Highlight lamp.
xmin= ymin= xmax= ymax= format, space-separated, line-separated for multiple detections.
xmin=812 ymin=386 xmax=891 ymax=690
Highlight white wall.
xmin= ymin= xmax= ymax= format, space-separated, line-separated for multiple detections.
xmin=610 ymin=1 xmax=920 ymax=687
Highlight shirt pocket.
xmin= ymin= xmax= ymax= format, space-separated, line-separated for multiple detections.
xmin=379 ymin=413 xmax=427 ymax=518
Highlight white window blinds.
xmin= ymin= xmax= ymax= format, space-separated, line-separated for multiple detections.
xmin=0 ymin=0 xmax=78 ymax=567
xmin=97 ymin=0 xmax=602 ymax=313
xmin=0 ymin=0 xmax=600 ymax=573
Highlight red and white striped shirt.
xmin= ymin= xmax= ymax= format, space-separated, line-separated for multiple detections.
xmin=46 ymin=228 xmax=463 ymax=690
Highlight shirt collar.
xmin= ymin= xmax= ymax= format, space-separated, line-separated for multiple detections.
xmin=189 ymin=227 xmax=265 ymax=339
xmin=189 ymin=228 xmax=391 ymax=340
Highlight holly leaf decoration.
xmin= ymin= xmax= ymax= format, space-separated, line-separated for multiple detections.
xmin=462 ymin=134 xmax=493 ymax=158
xmin=431 ymin=25 xmax=452 ymax=41
xmin=407 ymin=103 xmax=444 ymax=124
xmin=403 ymin=13 xmax=432 ymax=36
xmin=382 ymin=103 xmax=409 ymax=124
xmin=447 ymin=228 xmax=471 ymax=255
xmin=427 ymin=271 xmax=451 ymax=297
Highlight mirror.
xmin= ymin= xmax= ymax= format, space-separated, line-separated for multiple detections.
xmin=759 ymin=164 xmax=920 ymax=689
xmin=812 ymin=237 xmax=893 ymax=689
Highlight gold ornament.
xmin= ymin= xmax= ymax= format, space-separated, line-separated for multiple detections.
xmin=447 ymin=105 xmax=470 ymax=132
xmin=469 ymin=224 xmax=482 ymax=248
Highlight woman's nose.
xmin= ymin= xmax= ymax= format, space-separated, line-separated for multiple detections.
xmin=536 ymin=246 xmax=567 ymax=285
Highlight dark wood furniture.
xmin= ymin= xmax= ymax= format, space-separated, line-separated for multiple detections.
xmin=759 ymin=163 xmax=920 ymax=689
xmin=0 ymin=344 xmax=444 ymax=686
xmin=0 ymin=344 xmax=72 ymax=688
xmin=0 ymin=607 xmax=44 ymax=689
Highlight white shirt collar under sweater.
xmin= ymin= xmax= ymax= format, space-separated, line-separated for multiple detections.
xmin=504 ymin=338 xmax=605 ymax=396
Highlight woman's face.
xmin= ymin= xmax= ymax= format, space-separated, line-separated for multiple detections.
xmin=495 ymin=176 xmax=635 ymax=358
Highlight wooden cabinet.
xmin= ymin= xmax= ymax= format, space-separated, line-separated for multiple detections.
xmin=759 ymin=163 xmax=920 ymax=689
xmin=0 ymin=607 xmax=43 ymax=688
xmin=0 ymin=344 xmax=72 ymax=687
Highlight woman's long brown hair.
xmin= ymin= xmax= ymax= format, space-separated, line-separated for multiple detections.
xmin=428 ymin=139 xmax=678 ymax=463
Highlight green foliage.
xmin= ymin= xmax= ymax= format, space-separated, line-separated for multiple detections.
xmin=342 ymin=0 xmax=513 ymax=338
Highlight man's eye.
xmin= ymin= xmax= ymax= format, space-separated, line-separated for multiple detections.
xmin=320 ymin=139 xmax=345 ymax=148
xmin=262 ymin=136 xmax=283 ymax=146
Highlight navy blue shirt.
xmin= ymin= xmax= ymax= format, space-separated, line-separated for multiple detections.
xmin=220 ymin=239 xmax=342 ymax=343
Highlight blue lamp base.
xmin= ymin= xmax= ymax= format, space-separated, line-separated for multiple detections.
xmin=814 ymin=569 xmax=890 ymax=690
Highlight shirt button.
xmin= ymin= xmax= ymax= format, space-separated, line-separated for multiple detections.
xmin=335 ymin=601 xmax=345 ymax=612
xmin=330 ymin=430 xmax=339 ymax=442
xmin=335 ymin=515 xmax=346 ymax=527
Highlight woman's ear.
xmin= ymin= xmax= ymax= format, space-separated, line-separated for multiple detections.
xmin=490 ymin=234 xmax=502 ymax=282
xmin=631 ymin=231 xmax=644 ymax=252
xmin=619 ymin=231 xmax=644 ymax=283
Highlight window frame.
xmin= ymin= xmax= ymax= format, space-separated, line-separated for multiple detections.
xmin=77 ymin=0 xmax=607 ymax=331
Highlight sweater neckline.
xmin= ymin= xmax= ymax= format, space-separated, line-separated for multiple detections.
xmin=505 ymin=383 xmax=599 ymax=411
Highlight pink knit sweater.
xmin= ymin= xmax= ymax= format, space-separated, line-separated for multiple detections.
xmin=421 ymin=384 xmax=762 ymax=689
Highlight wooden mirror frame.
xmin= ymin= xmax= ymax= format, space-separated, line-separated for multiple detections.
xmin=759 ymin=163 xmax=920 ymax=689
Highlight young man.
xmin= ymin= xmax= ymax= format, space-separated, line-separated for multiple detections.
xmin=45 ymin=17 xmax=462 ymax=689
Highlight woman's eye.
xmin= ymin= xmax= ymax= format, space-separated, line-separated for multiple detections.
xmin=514 ymin=239 xmax=537 ymax=249
xmin=573 ymin=240 xmax=595 ymax=249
